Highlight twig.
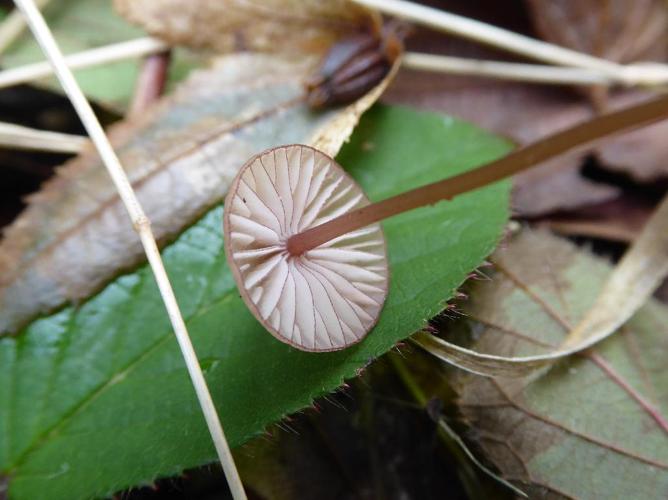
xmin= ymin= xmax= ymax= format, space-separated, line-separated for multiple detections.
xmin=12 ymin=1 xmax=247 ymax=498
xmin=128 ymin=49 xmax=172 ymax=118
xmin=0 ymin=37 xmax=169 ymax=89
xmin=0 ymin=121 xmax=87 ymax=153
xmin=403 ymin=52 xmax=613 ymax=86
xmin=351 ymin=0 xmax=668 ymax=85
xmin=0 ymin=0 xmax=49 ymax=54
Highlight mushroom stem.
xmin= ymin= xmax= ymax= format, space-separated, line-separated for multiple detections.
xmin=287 ymin=93 xmax=668 ymax=256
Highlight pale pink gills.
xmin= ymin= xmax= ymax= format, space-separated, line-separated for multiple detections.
xmin=223 ymin=145 xmax=389 ymax=352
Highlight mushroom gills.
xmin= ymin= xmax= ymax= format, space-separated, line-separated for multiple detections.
xmin=223 ymin=144 xmax=389 ymax=352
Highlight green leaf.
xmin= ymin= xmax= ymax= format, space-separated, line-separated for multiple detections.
xmin=3 ymin=0 xmax=198 ymax=109
xmin=453 ymin=230 xmax=668 ymax=500
xmin=0 ymin=105 xmax=511 ymax=499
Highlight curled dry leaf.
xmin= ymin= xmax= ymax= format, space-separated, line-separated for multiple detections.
xmin=414 ymin=192 xmax=668 ymax=377
xmin=224 ymin=145 xmax=389 ymax=352
xmin=387 ymin=68 xmax=668 ymax=213
xmin=0 ymin=53 xmax=398 ymax=334
xmin=451 ymin=230 xmax=668 ymax=498
xmin=115 ymin=0 xmax=376 ymax=55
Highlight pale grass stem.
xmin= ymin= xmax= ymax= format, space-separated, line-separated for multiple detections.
xmin=0 ymin=37 xmax=659 ymax=93
xmin=12 ymin=0 xmax=247 ymax=498
xmin=0 ymin=30 xmax=666 ymax=94
xmin=0 ymin=121 xmax=86 ymax=153
xmin=0 ymin=37 xmax=168 ymax=89
xmin=402 ymin=53 xmax=613 ymax=86
xmin=351 ymin=0 xmax=668 ymax=86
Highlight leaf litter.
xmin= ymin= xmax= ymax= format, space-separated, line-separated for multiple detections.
xmin=415 ymin=191 xmax=668 ymax=377
xmin=1 ymin=0 xmax=667 ymax=496
xmin=447 ymin=229 xmax=668 ymax=499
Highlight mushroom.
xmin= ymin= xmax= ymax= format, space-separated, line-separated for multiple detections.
xmin=223 ymin=145 xmax=389 ymax=352
xmin=224 ymin=93 xmax=668 ymax=353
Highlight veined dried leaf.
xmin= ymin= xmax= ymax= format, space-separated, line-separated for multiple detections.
xmin=114 ymin=0 xmax=376 ymax=55
xmin=414 ymin=192 xmax=668 ymax=377
xmin=452 ymin=230 xmax=668 ymax=499
xmin=0 ymin=53 xmax=398 ymax=334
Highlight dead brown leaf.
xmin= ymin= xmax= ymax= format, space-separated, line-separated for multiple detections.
xmin=114 ymin=0 xmax=376 ymax=55
xmin=0 ymin=53 xmax=397 ymax=333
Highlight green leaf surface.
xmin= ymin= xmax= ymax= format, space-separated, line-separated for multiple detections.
xmin=0 ymin=105 xmax=511 ymax=499
xmin=453 ymin=230 xmax=668 ymax=500
xmin=3 ymin=0 xmax=198 ymax=109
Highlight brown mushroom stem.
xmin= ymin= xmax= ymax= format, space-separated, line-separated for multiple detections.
xmin=287 ymin=93 xmax=668 ymax=256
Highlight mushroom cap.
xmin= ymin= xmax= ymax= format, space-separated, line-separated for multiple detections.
xmin=223 ymin=144 xmax=389 ymax=352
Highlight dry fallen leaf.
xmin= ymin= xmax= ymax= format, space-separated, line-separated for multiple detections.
xmin=0 ymin=52 xmax=398 ymax=333
xmin=414 ymin=193 xmax=668 ymax=377
xmin=114 ymin=0 xmax=376 ymax=55
xmin=451 ymin=230 xmax=668 ymax=498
